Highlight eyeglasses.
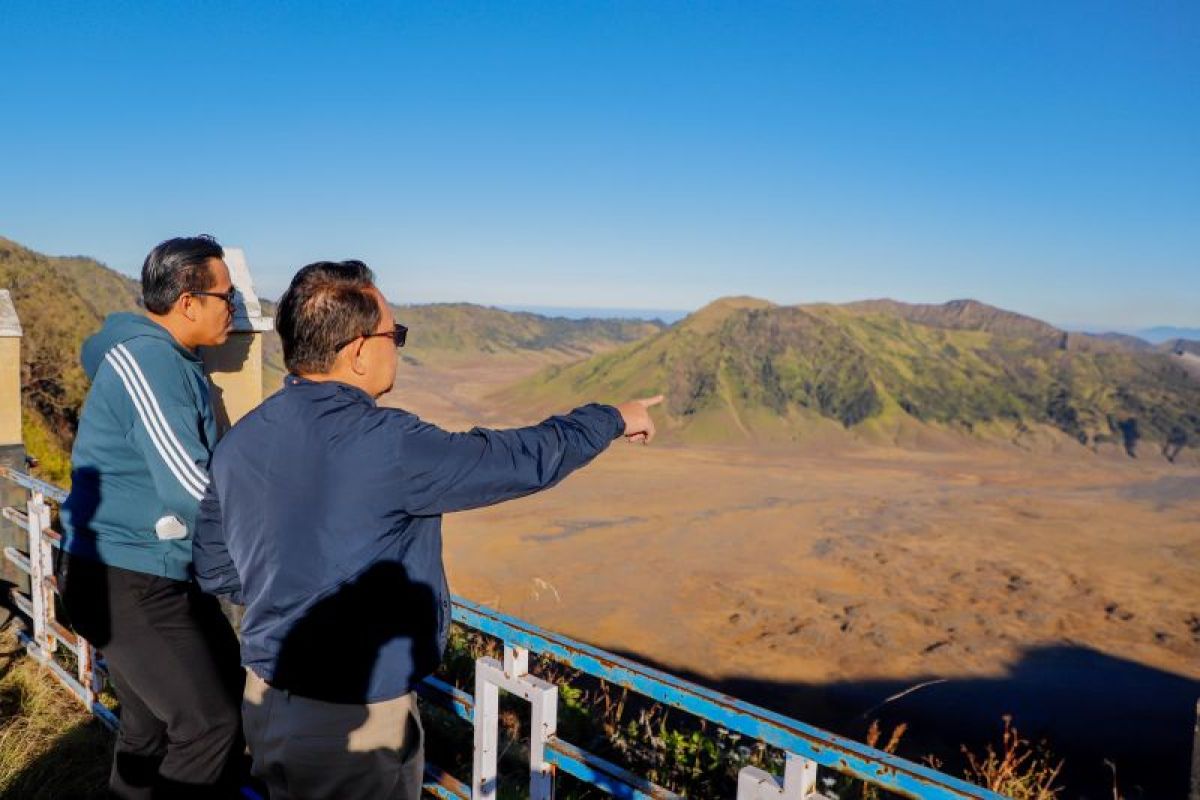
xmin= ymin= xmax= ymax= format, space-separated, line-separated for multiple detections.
xmin=189 ymin=289 xmax=238 ymax=310
xmin=335 ymin=323 xmax=408 ymax=352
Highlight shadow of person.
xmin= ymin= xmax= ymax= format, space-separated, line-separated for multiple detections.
xmin=0 ymin=714 xmax=114 ymax=798
xmin=271 ymin=560 xmax=440 ymax=704
xmin=240 ymin=560 xmax=437 ymax=796
xmin=55 ymin=467 xmax=107 ymax=641
xmin=0 ymin=578 xmax=18 ymax=634
xmin=200 ymin=333 xmax=255 ymax=433
xmin=605 ymin=640 xmax=1200 ymax=799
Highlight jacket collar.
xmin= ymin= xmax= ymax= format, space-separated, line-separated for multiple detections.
xmin=284 ymin=374 xmax=376 ymax=405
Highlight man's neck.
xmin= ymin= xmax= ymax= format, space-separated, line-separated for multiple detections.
xmin=296 ymin=370 xmax=378 ymax=398
xmin=147 ymin=312 xmax=197 ymax=351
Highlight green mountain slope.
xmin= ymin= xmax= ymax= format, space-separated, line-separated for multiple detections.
xmin=0 ymin=237 xmax=143 ymax=482
xmin=500 ymin=298 xmax=1200 ymax=460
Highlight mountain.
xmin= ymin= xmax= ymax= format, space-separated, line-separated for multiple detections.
xmin=499 ymin=297 xmax=1200 ymax=460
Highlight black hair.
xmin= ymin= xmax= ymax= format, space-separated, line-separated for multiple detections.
xmin=141 ymin=235 xmax=225 ymax=314
xmin=276 ymin=260 xmax=380 ymax=374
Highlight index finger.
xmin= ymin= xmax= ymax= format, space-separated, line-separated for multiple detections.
xmin=638 ymin=394 xmax=665 ymax=408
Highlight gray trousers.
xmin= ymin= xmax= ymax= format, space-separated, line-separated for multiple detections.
xmin=243 ymin=670 xmax=424 ymax=800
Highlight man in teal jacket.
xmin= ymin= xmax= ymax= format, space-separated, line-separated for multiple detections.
xmin=57 ymin=235 xmax=244 ymax=799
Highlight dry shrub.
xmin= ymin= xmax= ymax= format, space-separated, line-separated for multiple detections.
xmin=854 ymin=720 xmax=908 ymax=800
xmin=961 ymin=715 xmax=1063 ymax=800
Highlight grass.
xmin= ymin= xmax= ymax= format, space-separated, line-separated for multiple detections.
xmin=0 ymin=623 xmax=112 ymax=799
xmin=959 ymin=716 xmax=1064 ymax=800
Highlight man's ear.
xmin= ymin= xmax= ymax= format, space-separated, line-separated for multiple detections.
xmin=177 ymin=293 xmax=199 ymax=322
xmin=349 ymin=343 xmax=369 ymax=376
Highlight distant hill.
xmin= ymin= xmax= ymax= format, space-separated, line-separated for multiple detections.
xmin=1136 ymin=326 xmax=1200 ymax=344
xmin=1069 ymin=331 xmax=1153 ymax=353
xmin=389 ymin=302 xmax=663 ymax=356
xmin=500 ymin=297 xmax=1200 ymax=460
xmin=2 ymin=237 xmax=665 ymax=478
xmin=843 ymin=298 xmax=1065 ymax=345
xmin=259 ymin=302 xmax=662 ymax=393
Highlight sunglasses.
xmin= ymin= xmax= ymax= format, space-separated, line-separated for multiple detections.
xmin=189 ymin=289 xmax=238 ymax=310
xmin=335 ymin=323 xmax=408 ymax=352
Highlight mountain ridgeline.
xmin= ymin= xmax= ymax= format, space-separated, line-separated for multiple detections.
xmin=258 ymin=302 xmax=664 ymax=392
xmin=2 ymin=235 xmax=1197 ymax=470
xmin=501 ymin=297 xmax=1200 ymax=460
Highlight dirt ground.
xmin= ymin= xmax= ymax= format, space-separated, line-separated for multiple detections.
xmin=383 ymin=355 xmax=1200 ymax=796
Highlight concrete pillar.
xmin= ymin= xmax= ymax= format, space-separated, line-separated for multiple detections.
xmin=200 ymin=248 xmax=272 ymax=433
xmin=0 ymin=290 xmax=24 ymax=467
xmin=0 ymin=290 xmax=26 ymax=604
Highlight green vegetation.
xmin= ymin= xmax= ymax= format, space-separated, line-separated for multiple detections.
xmin=504 ymin=297 xmax=1200 ymax=457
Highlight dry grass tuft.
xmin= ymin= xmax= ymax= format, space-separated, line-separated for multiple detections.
xmin=960 ymin=715 xmax=1063 ymax=800
xmin=0 ymin=624 xmax=112 ymax=799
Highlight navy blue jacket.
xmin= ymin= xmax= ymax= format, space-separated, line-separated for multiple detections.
xmin=193 ymin=375 xmax=624 ymax=703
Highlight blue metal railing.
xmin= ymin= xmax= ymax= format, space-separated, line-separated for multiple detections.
xmin=0 ymin=466 xmax=1002 ymax=799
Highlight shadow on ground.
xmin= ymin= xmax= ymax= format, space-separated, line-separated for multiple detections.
xmin=0 ymin=718 xmax=113 ymax=800
xmin=604 ymin=641 xmax=1199 ymax=799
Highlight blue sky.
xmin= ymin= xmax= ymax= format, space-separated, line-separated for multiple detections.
xmin=2 ymin=2 xmax=1196 ymax=327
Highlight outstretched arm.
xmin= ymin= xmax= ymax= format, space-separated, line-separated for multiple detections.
xmin=389 ymin=396 xmax=663 ymax=516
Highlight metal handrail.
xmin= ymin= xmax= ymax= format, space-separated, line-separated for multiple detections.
xmin=1 ymin=466 xmax=1002 ymax=799
xmin=448 ymin=597 xmax=997 ymax=798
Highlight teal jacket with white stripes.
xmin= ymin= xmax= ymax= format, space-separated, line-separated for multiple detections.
xmin=61 ymin=313 xmax=218 ymax=579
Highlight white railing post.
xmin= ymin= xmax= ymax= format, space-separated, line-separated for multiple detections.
xmin=25 ymin=489 xmax=54 ymax=653
xmin=738 ymin=754 xmax=822 ymax=799
xmin=473 ymin=658 xmax=501 ymax=799
xmin=472 ymin=645 xmax=559 ymax=800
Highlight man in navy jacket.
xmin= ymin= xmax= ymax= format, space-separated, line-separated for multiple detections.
xmin=193 ymin=260 xmax=661 ymax=800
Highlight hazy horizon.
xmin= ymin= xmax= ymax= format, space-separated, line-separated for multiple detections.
xmin=10 ymin=230 xmax=1200 ymax=335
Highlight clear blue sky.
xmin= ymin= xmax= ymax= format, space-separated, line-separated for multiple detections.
xmin=2 ymin=2 xmax=1196 ymax=328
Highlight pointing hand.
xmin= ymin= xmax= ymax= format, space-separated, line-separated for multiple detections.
xmin=615 ymin=395 xmax=664 ymax=445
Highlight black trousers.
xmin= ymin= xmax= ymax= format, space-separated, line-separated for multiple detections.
xmin=57 ymin=551 xmax=245 ymax=799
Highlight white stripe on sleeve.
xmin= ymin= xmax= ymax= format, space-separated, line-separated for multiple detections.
xmin=112 ymin=343 xmax=211 ymax=489
xmin=103 ymin=351 xmax=206 ymax=501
